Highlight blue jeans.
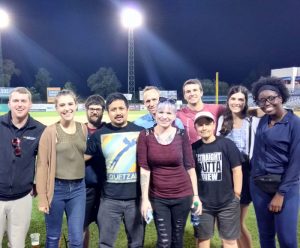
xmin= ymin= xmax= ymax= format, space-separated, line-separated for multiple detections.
xmin=98 ymin=198 xmax=144 ymax=248
xmin=250 ymin=179 xmax=299 ymax=248
xmin=151 ymin=196 xmax=192 ymax=248
xmin=45 ymin=179 xmax=86 ymax=248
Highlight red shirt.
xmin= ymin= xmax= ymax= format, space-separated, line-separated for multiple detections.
xmin=177 ymin=104 xmax=225 ymax=144
xmin=137 ymin=128 xmax=194 ymax=199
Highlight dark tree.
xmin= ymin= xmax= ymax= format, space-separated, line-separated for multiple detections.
xmin=87 ymin=67 xmax=121 ymax=98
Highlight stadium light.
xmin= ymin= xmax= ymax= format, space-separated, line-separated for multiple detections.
xmin=121 ymin=8 xmax=143 ymax=29
xmin=0 ymin=9 xmax=9 ymax=29
xmin=0 ymin=9 xmax=10 ymax=87
xmin=121 ymin=7 xmax=143 ymax=101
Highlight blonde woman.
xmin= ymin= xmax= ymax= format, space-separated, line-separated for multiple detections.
xmin=36 ymin=90 xmax=87 ymax=247
xmin=138 ymin=98 xmax=201 ymax=247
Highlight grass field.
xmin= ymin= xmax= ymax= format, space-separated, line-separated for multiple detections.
xmin=1 ymin=110 xmax=300 ymax=247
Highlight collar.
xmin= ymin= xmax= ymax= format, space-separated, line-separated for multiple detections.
xmin=142 ymin=113 xmax=155 ymax=121
xmin=265 ymin=109 xmax=293 ymax=125
xmin=2 ymin=111 xmax=35 ymax=129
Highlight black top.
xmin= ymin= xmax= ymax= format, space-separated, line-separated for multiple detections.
xmin=86 ymin=122 xmax=143 ymax=200
xmin=192 ymin=137 xmax=241 ymax=209
xmin=85 ymin=123 xmax=106 ymax=187
xmin=0 ymin=112 xmax=45 ymax=200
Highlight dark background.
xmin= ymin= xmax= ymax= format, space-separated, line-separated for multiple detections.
xmin=1 ymin=0 xmax=300 ymax=97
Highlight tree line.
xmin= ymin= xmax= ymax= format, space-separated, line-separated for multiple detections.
xmin=0 ymin=59 xmax=122 ymax=102
xmin=2 ymin=58 xmax=265 ymax=102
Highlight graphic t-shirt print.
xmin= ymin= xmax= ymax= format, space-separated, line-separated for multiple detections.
xmin=101 ymin=131 xmax=139 ymax=183
xmin=196 ymin=152 xmax=222 ymax=181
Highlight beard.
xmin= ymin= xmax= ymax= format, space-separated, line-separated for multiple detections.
xmin=87 ymin=114 xmax=103 ymax=128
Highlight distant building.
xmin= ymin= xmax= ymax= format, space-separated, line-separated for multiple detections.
xmin=271 ymin=67 xmax=300 ymax=109
xmin=271 ymin=67 xmax=300 ymax=93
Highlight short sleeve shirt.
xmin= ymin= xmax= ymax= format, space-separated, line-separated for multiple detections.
xmin=86 ymin=122 xmax=143 ymax=200
xmin=177 ymin=104 xmax=225 ymax=144
xmin=192 ymin=137 xmax=241 ymax=209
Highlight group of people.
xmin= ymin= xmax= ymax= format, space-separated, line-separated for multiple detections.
xmin=0 ymin=76 xmax=299 ymax=248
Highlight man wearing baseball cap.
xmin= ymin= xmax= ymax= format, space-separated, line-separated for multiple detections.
xmin=192 ymin=111 xmax=243 ymax=248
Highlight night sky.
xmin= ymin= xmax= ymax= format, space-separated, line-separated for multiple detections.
xmin=1 ymin=0 xmax=300 ymax=97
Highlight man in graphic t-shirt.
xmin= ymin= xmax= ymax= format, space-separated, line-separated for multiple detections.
xmin=177 ymin=78 xmax=225 ymax=144
xmin=85 ymin=92 xmax=144 ymax=248
xmin=192 ymin=111 xmax=242 ymax=248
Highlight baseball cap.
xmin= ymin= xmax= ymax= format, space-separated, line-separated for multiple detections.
xmin=194 ymin=111 xmax=215 ymax=124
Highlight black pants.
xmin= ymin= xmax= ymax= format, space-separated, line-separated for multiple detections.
xmin=151 ymin=195 xmax=192 ymax=248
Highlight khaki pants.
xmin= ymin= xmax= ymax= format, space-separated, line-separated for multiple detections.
xmin=0 ymin=193 xmax=32 ymax=248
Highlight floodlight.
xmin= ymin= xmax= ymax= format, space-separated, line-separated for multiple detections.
xmin=121 ymin=8 xmax=143 ymax=29
xmin=0 ymin=9 xmax=9 ymax=29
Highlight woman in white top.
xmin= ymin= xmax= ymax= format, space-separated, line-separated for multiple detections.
xmin=217 ymin=85 xmax=259 ymax=248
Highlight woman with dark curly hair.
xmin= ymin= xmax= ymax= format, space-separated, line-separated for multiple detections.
xmin=217 ymin=85 xmax=259 ymax=248
xmin=250 ymin=77 xmax=300 ymax=248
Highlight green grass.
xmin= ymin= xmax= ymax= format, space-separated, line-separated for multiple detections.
xmin=1 ymin=110 xmax=300 ymax=247
xmin=3 ymin=199 xmax=254 ymax=247
xmin=10 ymin=200 xmax=300 ymax=248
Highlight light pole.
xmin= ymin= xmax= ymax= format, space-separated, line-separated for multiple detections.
xmin=121 ymin=7 xmax=143 ymax=101
xmin=0 ymin=9 xmax=10 ymax=87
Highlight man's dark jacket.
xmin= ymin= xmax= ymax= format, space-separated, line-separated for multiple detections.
xmin=0 ymin=112 xmax=45 ymax=200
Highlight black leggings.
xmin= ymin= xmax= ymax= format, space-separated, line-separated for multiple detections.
xmin=151 ymin=195 xmax=192 ymax=248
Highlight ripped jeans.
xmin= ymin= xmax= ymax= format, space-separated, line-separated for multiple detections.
xmin=151 ymin=195 xmax=192 ymax=248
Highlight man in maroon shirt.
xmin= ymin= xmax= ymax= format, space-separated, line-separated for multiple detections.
xmin=83 ymin=94 xmax=105 ymax=248
xmin=177 ymin=78 xmax=225 ymax=144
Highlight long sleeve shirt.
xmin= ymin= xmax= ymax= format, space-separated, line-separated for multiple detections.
xmin=251 ymin=110 xmax=300 ymax=195
xmin=0 ymin=112 xmax=45 ymax=200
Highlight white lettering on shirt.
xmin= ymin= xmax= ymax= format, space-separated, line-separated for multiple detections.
xmin=196 ymin=152 xmax=222 ymax=181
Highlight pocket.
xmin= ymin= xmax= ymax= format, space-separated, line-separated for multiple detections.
xmin=233 ymin=196 xmax=240 ymax=203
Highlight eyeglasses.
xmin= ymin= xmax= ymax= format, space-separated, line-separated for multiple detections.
xmin=256 ymin=95 xmax=279 ymax=107
xmin=159 ymin=97 xmax=176 ymax=104
xmin=12 ymin=138 xmax=21 ymax=156
xmin=88 ymin=107 xmax=103 ymax=112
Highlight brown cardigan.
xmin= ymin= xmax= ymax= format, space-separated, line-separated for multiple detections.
xmin=36 ymin=122 xmax=87 ymax=208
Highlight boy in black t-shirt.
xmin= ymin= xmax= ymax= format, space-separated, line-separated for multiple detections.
xmin=192 ymin=111 xmax=242 ymax=248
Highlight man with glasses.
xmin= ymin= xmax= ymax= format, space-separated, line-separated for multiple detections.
xmin=0 ymin=87 xmax=45 ymax=247
xmin=83 ymin=94 xmax=106 ymax=248
xmin=134 ymin=86 xmax=184 ymax=128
